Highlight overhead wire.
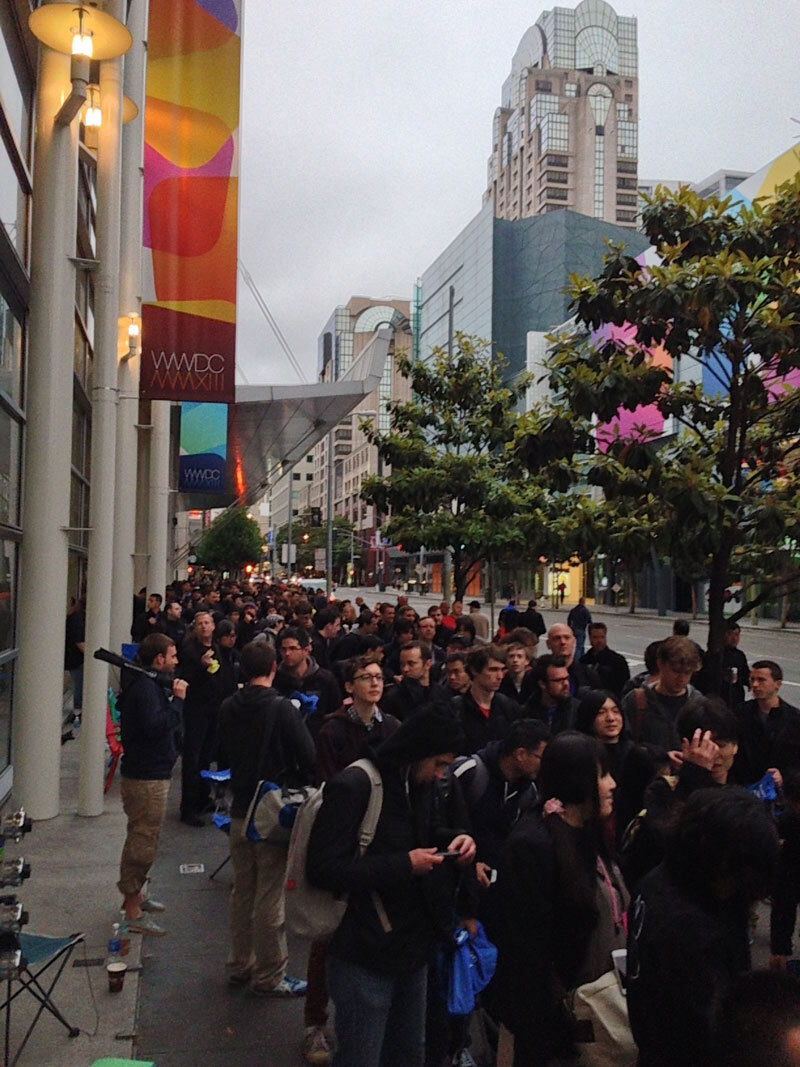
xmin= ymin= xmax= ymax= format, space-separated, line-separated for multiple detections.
xmin=237 ymin=260 xmax=308 ymax=384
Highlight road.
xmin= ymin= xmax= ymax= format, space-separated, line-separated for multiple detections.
xmin=340 ymin=584 xmax=800 ymax=692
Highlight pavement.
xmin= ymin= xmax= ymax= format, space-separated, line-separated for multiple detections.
xmin=9 ymin=737 xmax=311 ymax=1067
xmin=8 ymin=591 xmax=783 ymax=1065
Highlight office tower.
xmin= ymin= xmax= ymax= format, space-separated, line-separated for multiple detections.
xmin=484 ymin=0 xmax=639 ymax=228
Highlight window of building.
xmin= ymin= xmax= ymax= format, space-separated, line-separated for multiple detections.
xmin=616 ymin=210 xmax=637 ymax=222
xmin=564 ymin=82 xmax=578 ymax=97
xmin=616 ymin=193 xmax=637 ymax=206
xmin=540 ymin=113 xmax=569 ymax=154
xmin=306 ymin=454 xmax=313 ymax=462
xmin=546 ymin=155 xmax=569 ymax=168
xmin=617 ymin=160 xmax=636 ymax=174
xmin=617 ymin=120 xmax=638 ymax=160
xmin=292 ymin=472 xmax=300 ymax=480
xmin=534 ymin=80 xmax=552 ymax=92
xmin=546 ymin=187 xmax=569 ymax=201
xmin=616 ymin=176 xmax=637 ymax=189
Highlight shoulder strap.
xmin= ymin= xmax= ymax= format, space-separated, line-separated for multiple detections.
xmin=349 ymin=758 xmax=384 ymax=854
xmin=632 ymin=687 xmax=648 ymax=742
xmin=452 ymin=753 xmax=490 ymax=808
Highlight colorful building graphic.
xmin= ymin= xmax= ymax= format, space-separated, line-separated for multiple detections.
xmin=178 ymin=402 xmax=229 ymax=493
xmin=140 ymin=0 xmax=241 ymax=402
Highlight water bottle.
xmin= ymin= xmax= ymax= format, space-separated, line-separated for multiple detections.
xmin=107 ymin=922 xmax=126 ymax=993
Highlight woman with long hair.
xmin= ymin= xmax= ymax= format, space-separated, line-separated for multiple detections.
xmin=495 ymin=731 xmax=629 ymax=1066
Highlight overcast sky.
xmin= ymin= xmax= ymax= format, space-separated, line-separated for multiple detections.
xmin=234 ymin=0 xmax=800 ymax=386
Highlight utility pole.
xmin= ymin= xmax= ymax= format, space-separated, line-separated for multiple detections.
xmin=326 ymin=430 xmax=334 ymax=597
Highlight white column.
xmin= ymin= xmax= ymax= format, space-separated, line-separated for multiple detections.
xmin=147 ymin=400 xmax=171 ymax=597
xmin=13 ymin=41 xmax=80 ymax=819
xmin=79 ymin=0 xmax=125 ymax=816
xmin=110 ymin=0 xmax=146 ymax=656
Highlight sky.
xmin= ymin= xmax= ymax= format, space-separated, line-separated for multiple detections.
xmin=234 ymin=0 xmax=800 ymax=387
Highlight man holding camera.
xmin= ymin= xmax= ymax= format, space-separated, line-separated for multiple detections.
xmin=118 ymin=632 xmax=186 ymax=936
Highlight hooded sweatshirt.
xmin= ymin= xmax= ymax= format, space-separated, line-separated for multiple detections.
xmin=217 ymin=684 xmax=315 ymax=818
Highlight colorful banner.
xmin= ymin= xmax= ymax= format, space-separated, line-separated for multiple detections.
xmin=140 ymin=0 xmax=241 ymax=402
xmin=178 ymin=402 xmax=229 ymax=493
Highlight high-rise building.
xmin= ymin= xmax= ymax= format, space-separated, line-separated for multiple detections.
xmin=312 ymin=298 xmax=411 ymax=583
xmin=484 ymin=0 xmax=639 ymax=228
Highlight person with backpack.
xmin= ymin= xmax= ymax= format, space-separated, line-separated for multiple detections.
xmin=302 ymin=656 xmax=400 ymax=1065
xmin=306 ymin=711 xmax=475 ymax=1067
xmin=217 ymin=640 xmax=315 ymax=997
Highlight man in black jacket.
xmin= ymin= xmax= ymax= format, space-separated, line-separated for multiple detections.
xmin=307 ymin=711 xmax=475 ymax=1067
xmin=452 ymin=644 xmax=518 ymax=754
xmin=546 ymin=623 xmax=601 ymax=697
xmin=380 ymin=642 xmax=433 ymax=721
xmin=273 ymin=626 xmax=342 ymax=737
xmin=178 ymin=611 xmax=224 ymax=825
xmin=117 ymin=633 xmax=185 ymax=936
xmin=218 ymin=640 xmax=315 ymax=997
xmin=580 ymin=622 xmax=631 ymax=699
xmin=731 ymin=659 xmax=800 ymax=789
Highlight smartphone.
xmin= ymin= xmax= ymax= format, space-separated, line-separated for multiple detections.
xmin=436 ymin=850 xmax=460 ymax=859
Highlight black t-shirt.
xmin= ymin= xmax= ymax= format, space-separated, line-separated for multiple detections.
xmin=64 ymin=610 xmax=85 ymax=670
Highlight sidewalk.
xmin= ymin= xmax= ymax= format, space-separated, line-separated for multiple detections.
xmin=10 ymin=736 xmax=310 ymax=1067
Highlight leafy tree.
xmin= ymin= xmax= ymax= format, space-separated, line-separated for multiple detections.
xmin=361 ymin=334 xmax=538 ymax=601
xmin=196 ymin=507 xmax=263 ymax=573
xmin=516 ymin=175 xmax=800 ymax=652
xmin=275 ymin=512 xmax=354 ymax=572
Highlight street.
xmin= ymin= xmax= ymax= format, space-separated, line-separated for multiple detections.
xmin=338 ymin=584 xmax=800 ymax=692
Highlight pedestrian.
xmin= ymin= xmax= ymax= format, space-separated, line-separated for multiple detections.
xmin=178 ymin=610 xmax=223 ymax=826
xmin=307 ymin=710 xmax=476 ymax=1067
xmin=218 ymin=640 xmax=315 ymax=996
xmin=626 ymin=788 xmax=779 ymax=1067
xmin=566 ymin=597 xmax=592 ymax=660
xmin=453 ymin=644 xmax=518 ymax=754
xmin=273 ymin=627 xmax=341 ymax=737
xmin=496 ymin=731 xmax=627 ymax=1067
xmin=579 ymin=622 xmax=630 ymax=699
xmin=64 ymin=595 xmax=86 ymax=726
xmin=730 ymin=659 xmax=800 ymax=789
xmin=117 ymin=633 xmax=186 ymax=936
xmin=621 ymin=636 xmax=701 ymax=750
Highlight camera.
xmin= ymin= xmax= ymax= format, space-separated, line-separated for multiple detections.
xmin=2 ymin=809 xmax=32 ymax=842
xmin=0 ymin=859 xmax=30 ymax=888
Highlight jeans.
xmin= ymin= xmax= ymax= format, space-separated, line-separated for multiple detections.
xmin=572 ymin=628 xmax=586 ymax=660
xmin=69 ymin=665 xmax=84 ymax=712
xmin=327 ymin=955 xmax=427 ymax=1067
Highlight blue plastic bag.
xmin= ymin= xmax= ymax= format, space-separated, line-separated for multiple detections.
xmin=746 ymin=772 xmax=777 ymax=803
xmin=440 ymin=921 xmax=498 ymax=1016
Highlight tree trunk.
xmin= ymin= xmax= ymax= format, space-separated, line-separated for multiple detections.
xmin=627 ymin=563 xmax=636 ymax=614
xmin=691 ymin=584 xmax=698 ymax=620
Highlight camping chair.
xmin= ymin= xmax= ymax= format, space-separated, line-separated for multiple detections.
xmin=105 ymin=687 xmax=123 ymax=793
xmin=200 ymin=768 xmax=232 ymax=880
xmin=1 ymin=931 xmax=83 ymax=1066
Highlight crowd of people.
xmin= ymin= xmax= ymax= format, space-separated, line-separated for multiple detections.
xmin=109 ymin=578 xmax=800 ymax=1067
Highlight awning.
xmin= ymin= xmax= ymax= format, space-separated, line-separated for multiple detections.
xmin=178 ymin=329 xmax=391 ymax=510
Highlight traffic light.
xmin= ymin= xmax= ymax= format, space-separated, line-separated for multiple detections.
xmin=310 ymin=507 xmax=322 ymax=527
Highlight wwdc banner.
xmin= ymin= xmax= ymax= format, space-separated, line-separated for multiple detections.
xmin=178 ymin=402 xmax=228 ymax=493
xmin=140 ymin=0 xmax=241 ymax=402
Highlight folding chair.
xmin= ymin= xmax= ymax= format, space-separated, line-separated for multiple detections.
xmin=200 ymin=768 xmax=232 ymax=881
xmin=105 ymin=687 xmax=123 ymax=794
xmin=1 ymin=931 xmax=83 ymax=1066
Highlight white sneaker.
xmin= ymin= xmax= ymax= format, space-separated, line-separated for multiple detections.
xmin=303 ymin=1025 xmax=332 ymax=1065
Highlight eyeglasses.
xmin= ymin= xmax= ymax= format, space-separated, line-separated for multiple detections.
xmin=354 ymin=673 xmax=383 ymax=683
xmin=281 ymin=644 xmax=302 ymax=653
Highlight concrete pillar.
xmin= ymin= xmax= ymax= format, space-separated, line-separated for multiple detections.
xmin=14 ymin=40 xmax=80 ymax=819
xmin=79 ymin=0 xmax=125 ymax=816
xmin=147 ymin=400 xmax=171 ymax=597
xmin=110 ymin=0 xmax=146 ymax=656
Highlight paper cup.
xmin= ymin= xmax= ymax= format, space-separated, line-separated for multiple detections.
xmin=107 ymin=960 xmax=127 ymax=993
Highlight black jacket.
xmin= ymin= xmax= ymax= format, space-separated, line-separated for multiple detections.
xmin=518 ymin=608 xmax=546 ymax=637
xmin=499 ymin=668 xmax=538 ymax=706
xmin=179 ymin=636 xmax=224 ymax=716
xmin=217 ymin=685 xmax=315 ymax=818
xmin=579 ymin=646 xmax=631 ymax=699
xmin=568 ymin=659 xmax=602 ymax=698
xmin=380 ymin=678 xmax=433 ymax=722
xmin=526 ymin=694 xmax=579 ymax=736
xmin=451 ymin=690 xmax=518 ymax=755
xmin=273 ymin=659 xmax=342 ymax=737
xmin=771 ymin=810 xmax=800 ymax=956
xmin=621 ymin=683 xmax=697 ymax=751
xmin=307 ymin=749 xmax=472 ymax=977
xmin=119 ymin=673 xmax=182 ymax=781
xmin=730 ymin=698 xmax=800 ymax=786
xmin=131 ymin=610 xmax=167 ymax=642
xmin=627 ymin=863 xmax=750 ymax=1067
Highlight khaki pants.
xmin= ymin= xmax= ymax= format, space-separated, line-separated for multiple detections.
xmin=227 ymin=817 xmax=288 ymax=989
xmin=117 ymin=778 xmax=170 ymax=896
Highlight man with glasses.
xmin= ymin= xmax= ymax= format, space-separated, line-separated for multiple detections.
xmin=302 ymin=656 xmax=400 ymax=1065
xmin=273 ymin=627 xmax=341 ymax=738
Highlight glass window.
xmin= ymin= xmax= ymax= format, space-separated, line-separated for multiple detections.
xmin=0 ymin=18 xmax=32 ymax=162
xmin=564 ymin=83 xmax=578 ymax=97
xmin=0 ymin=300 xmax=22 ymax=407
xmin=0 ymin=539 xmax=15 ymax=653
xmin=0 ymin=414 xmax=21 ymax=528
xmin=541 ymin=113 xmax=569 ymax=154
xmin=0 ymin=148 xmax=27 ymax=261
xmin=0 ymin=656 xmax=14 ymax=775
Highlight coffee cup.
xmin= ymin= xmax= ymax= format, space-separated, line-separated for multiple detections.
xmin=107 ymin=960 xmax=127 ymax=993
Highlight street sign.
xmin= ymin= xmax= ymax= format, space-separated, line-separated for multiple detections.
xmin=611 ymin=582 xmax=622 ymax=594
xmin=281 ymin=544 xmax=297 ymax=564
xmin=314 ymin=548 xmax=326 ymax=571
xmin=267 ymin=530 xmax=273 ymax=544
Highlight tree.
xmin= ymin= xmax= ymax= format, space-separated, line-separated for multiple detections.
xmin=516 ymin=175 xmax=800 ymax=652
xmin=196 ymin=507 xmax=263 ymax=573
xmin=361 ymin=334 xmax=538 ymax=601
xmin=275 ymin=512 xmax=354 ymax=572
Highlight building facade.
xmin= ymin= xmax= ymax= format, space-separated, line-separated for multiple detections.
xmin=484 ymin=0 xmax=639 ymax=229
xmin=312 ymin=297 xmax=411 ymax=583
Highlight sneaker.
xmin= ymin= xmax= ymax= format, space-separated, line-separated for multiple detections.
xmin=227 ymin=967 xmax=251 ymax=987
xmin=452 ymin=1051 xmax=477 ymax=1067
xmin=127 ymin=912 xmax=166 ymax=937
xmin=251 ymin=975 xmax=307 ymax=997
xmin=303 ymin=1025 xmax=331 ymax=1065
xmin=141 ymin=897 xmax=165 ymax=913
